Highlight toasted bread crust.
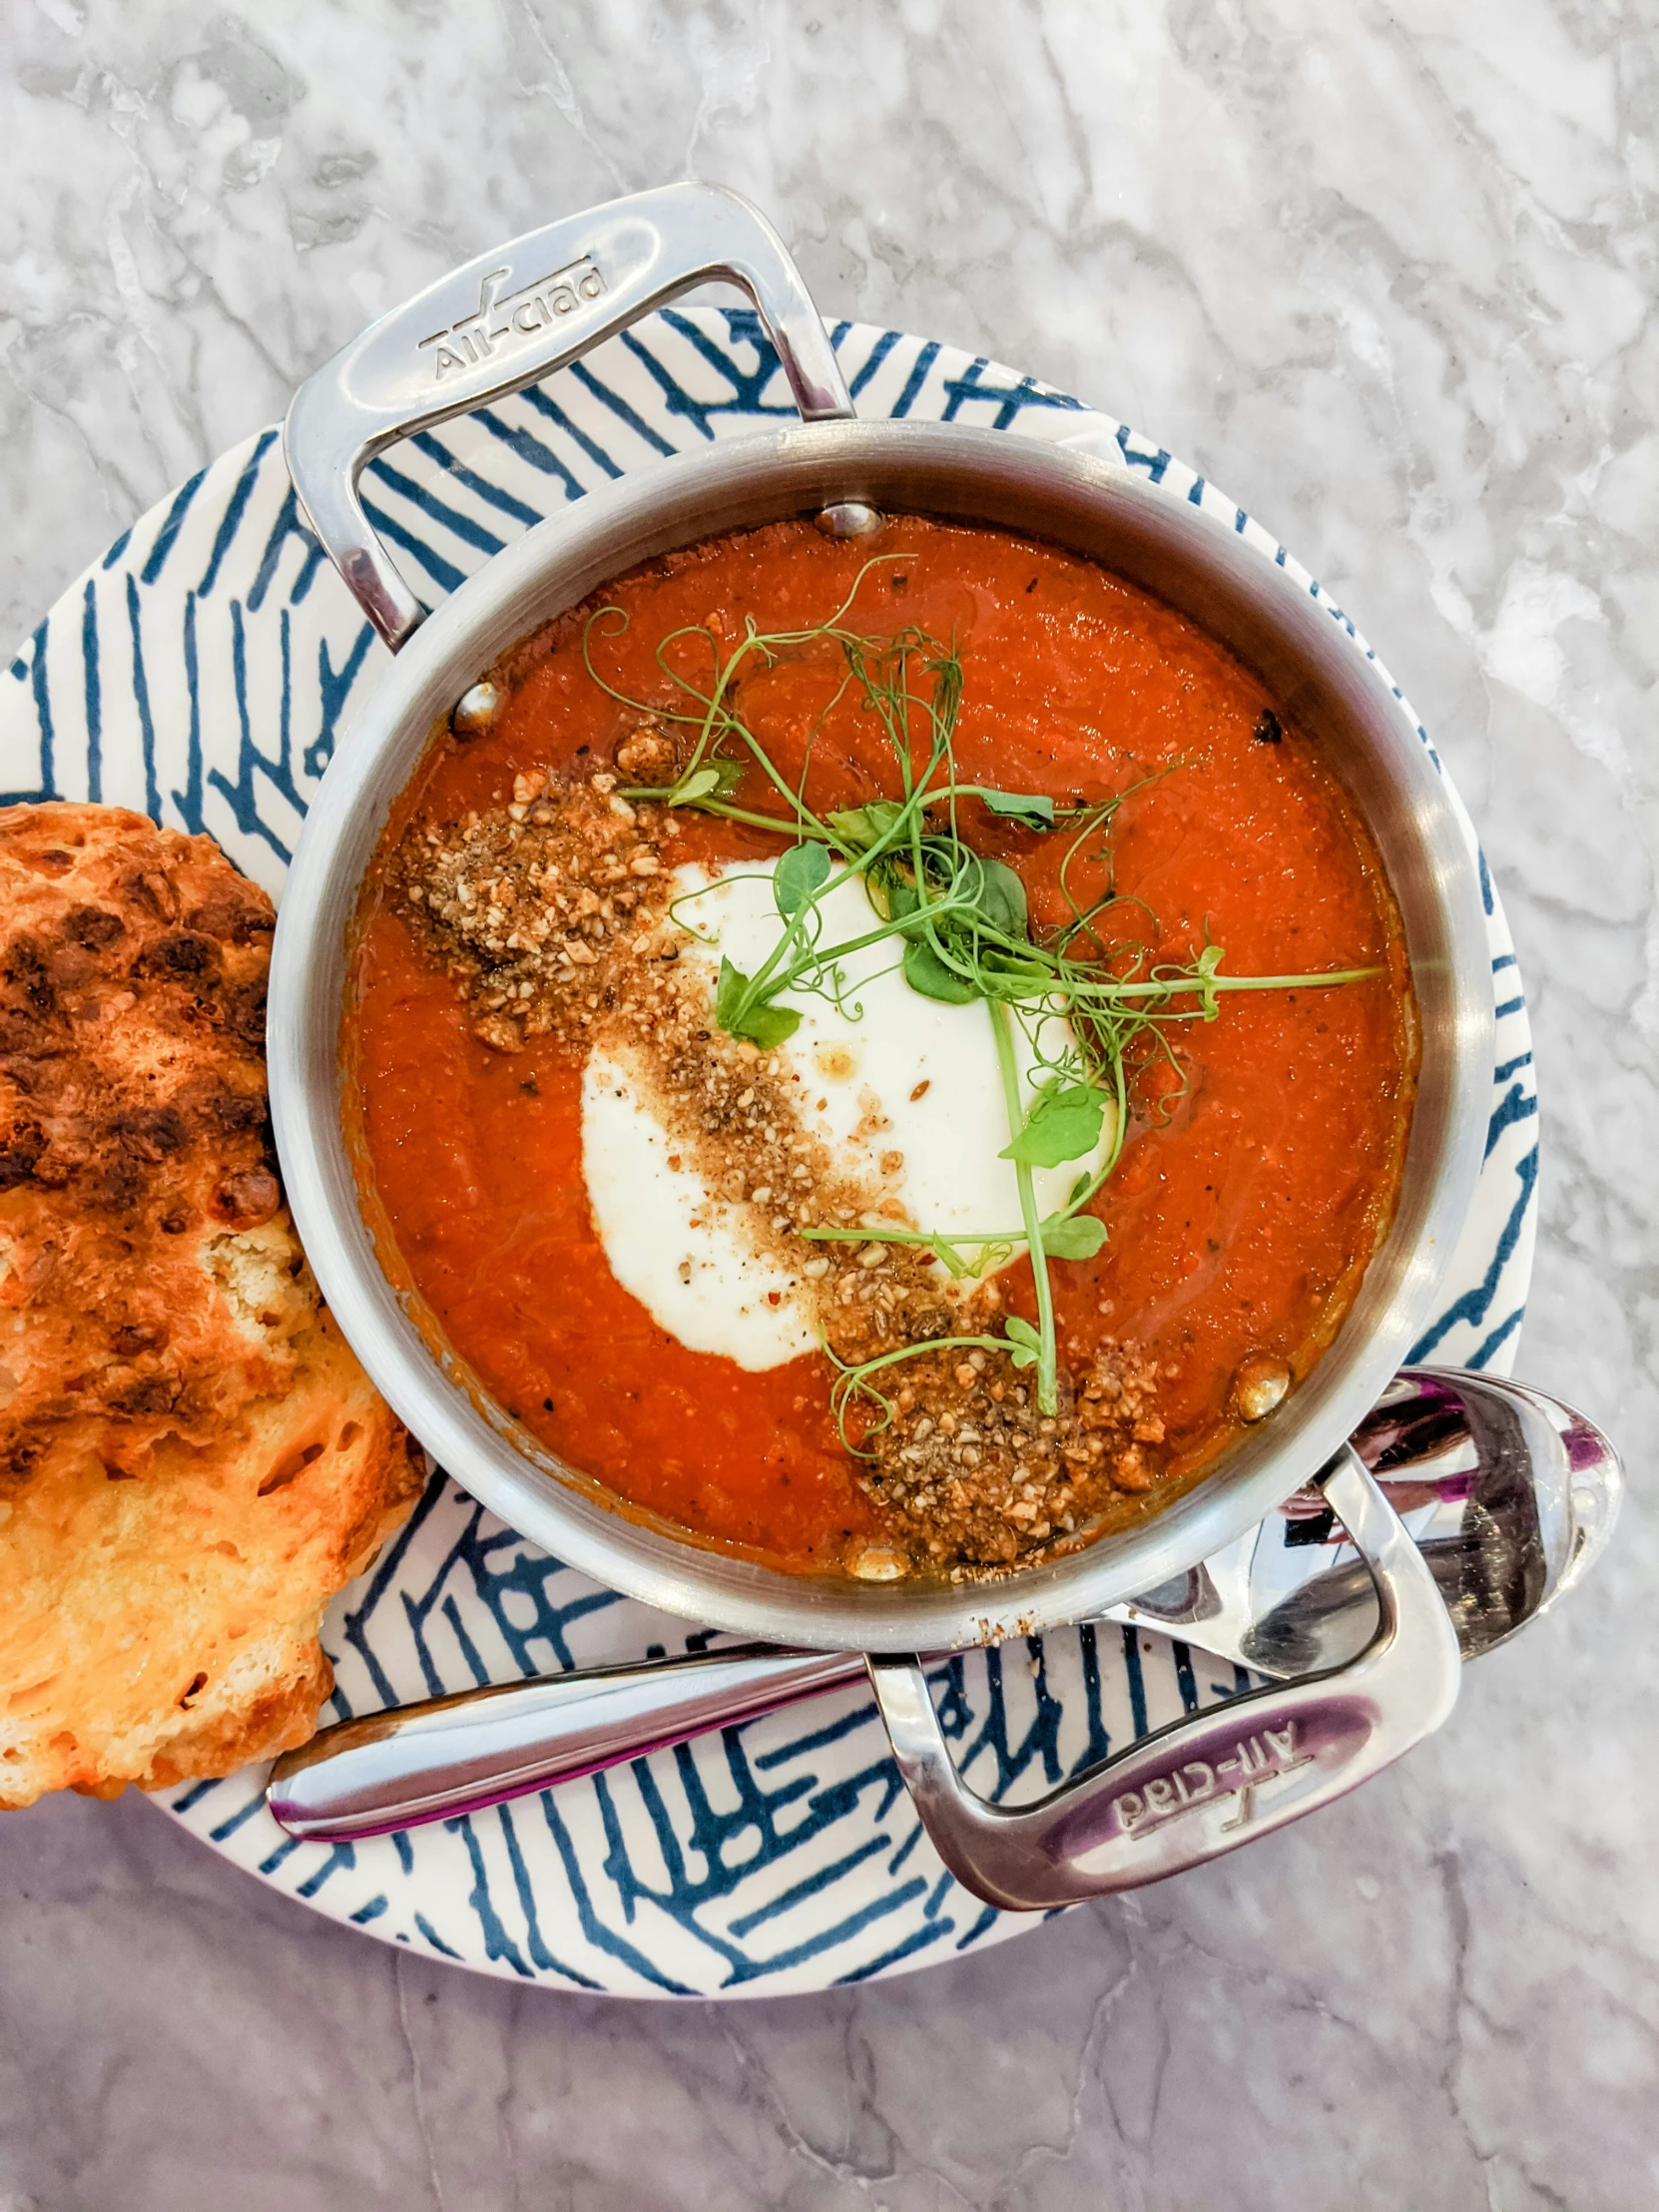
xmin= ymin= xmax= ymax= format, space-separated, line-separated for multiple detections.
xmin=0 ymin=805 xmax=423 ymax=1809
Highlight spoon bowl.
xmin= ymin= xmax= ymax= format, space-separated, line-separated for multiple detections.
xmin=1121 ymin=1366 xmax=1623 ymax=1676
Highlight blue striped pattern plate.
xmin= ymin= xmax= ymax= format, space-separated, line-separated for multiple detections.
xmin=0 ymin=309 xmax=1537 ymax=1996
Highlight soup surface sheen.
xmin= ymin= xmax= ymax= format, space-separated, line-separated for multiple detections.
xmin=346 ymin=519 xmax=1414 ymax=1579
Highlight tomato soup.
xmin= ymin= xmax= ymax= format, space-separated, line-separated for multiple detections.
xmin=344 ymin=519 xmax=1414 ymax=1580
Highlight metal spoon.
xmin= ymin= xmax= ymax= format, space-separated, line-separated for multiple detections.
xmin=1117 ymin=1366 xmax=1621 ymax=1673
xmin=269 ymin=1368 xmax=1619 ymax=1842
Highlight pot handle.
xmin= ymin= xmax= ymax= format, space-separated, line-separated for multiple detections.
xmin=282 ymin=183 xmax=852 ymax=653
xmin=866 ymin=1446 xmax=1462 ymax=1911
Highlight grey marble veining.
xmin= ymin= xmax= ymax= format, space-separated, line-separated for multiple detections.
xmin=1 ymin=2 xmax=1655 ymax=2206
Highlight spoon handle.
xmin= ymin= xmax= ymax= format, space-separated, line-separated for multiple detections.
xmin=267 ymin=1644 xmax=863 ymax=1843
xmin=269 ymin=1591 xmax=1273 ymax=1844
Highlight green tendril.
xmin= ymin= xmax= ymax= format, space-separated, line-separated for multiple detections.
xmin=584 ymin=566 xmax=1382 ymax=1452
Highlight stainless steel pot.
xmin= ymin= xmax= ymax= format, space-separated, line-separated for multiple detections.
xmin=269 ymin=183 xmax=1493 ymax=1899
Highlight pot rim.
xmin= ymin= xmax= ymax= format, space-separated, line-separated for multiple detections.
xmin=269 ymin=417 xmax=1492 ymax=1652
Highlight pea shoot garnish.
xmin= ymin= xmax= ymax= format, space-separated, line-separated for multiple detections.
xmin=587 ymin=560 xmax=1379 ymax=1426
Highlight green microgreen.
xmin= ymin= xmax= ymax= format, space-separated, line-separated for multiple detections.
xmin=998 ymin=1078 xmax=1107 ymax=1171
xmin=980 ymin=789 xmax=1056 ymax=830
xmin=714 ymin=955 xmax=802 ymax=1049
xmin=774 ymin=839 xmax=831 ymax=916
xmin=584 ymin=561 xmax=1381 ymax=1426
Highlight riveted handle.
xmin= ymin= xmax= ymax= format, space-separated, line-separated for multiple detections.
xmin=866 ymin=1447 xmax=1462 ymax=1911
xmin=282 ymin=182 xmax=853 ymax=653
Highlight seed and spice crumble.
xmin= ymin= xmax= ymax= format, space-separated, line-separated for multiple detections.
xmin=391 ymin=742 xmax=1172 ymax=1581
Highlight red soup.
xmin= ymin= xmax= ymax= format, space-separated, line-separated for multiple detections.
xmin=344 ymin=519 xmax=1415 ymax=1582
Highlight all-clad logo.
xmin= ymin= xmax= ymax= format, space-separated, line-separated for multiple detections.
xmin=1112 ymin=1722 xmax=1315 ymax=1841
xmin=417 ymin=256 xmax=607 ymax=380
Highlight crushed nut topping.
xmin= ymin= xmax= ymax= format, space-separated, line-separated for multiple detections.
xmin=393 ymin=751 xmax=1168 ymax=1580
xmin=393 ymin=775 xmax=684 ymax=1055
xmin=856 ymin=1340 xmax=1166 ymax=1572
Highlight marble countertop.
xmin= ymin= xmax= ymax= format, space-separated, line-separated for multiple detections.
xmin=2 ymin=3 xmax=1655 ymax=2205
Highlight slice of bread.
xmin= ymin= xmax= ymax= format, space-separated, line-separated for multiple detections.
xmin=0 ymin=803 xmax=423 ymax=1807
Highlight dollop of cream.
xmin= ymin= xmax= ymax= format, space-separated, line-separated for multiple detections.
xmin=580 ymin=859 xmax=1115 ymax=1372
xmin=580 ymin=1046 xmax=817 ymax=1371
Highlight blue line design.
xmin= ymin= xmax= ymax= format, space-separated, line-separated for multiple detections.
xmin=957 ymin=1642 xmax=1069 ymax=1797
xmin=938 ymin=355 xmax=995 ymax=422
xmin=890 ymin=340 xmax=940 ymax=418
xmin=27 ymin=628 xmax=52 ymax=790
xmin=1486 ymin=1083 xmax=1539 ymax=1159
xmin=410 ymin=429 xmax=544 ymax=528
xmin=833 ymin=1913 xmax=957 ymax=1984
xmin=631 ymin=310 xmax=801 ymax=440
xmin=1115 ymin=425 xmax=1172 ymax=481
xmin=207 ymin=1791 xmax=269 ymax=1844
xmin=0 ymin=623 xmax=54 ymax=804
xmin=450 ymin=1814 xmax=534 ymax=1978
xmin=349 ymin=1896 xmax=389 ymax=1925
xmin=197 ymin=430 xmax=277 ymax=597
xmin=847 ymin=327 xmax=901 ymax=399
xmin=885 ymin=1825 xmax=923 ymax=1878
xmin=338 ymin=1470 xmax=456 ymax=1708
xmin=474 ymin=401 xmax=587 ymax=497
xmin=1469 ymin=1306 xmax=1525 ymax=1369
xmin=169 ymin=1779 xmax=221 ymax=1815
xmin=247 ymin=485 xmax=323 ymax=614
xmin=125 ymin=576 xmax=160 ymax=822
xmin=415 ymin=1912 xmax=464 ymax=1960
xmin=79 ymin=581 xmax=101 ymax=803
xmin=359 ymin=494 xmax=458 ymax=598
xmin=622 ymin=321 xmax=743 ymax=442
xmin=493 ymin=1802 xmax=604 ymax=1988
xmin=729 ymin=1838 xmax=889 ymax=1938
xmin=1407 ymin=1144 xmax=1539 ymax=1362
xmin=295 ymin=1843 xmax=357 ymax=1898
xmin=365 ymin=456 xmax=509 ymax=558
xmin=304 ymin=623 xmax=376 ymax=780
xmin=741 ymin=1873 xmax=932 ymax=1982
xmin=1121 ymin=1624 xmax=1149 ymax=1738
xmin=752 ymin=1700 xmax=878 ymax=1767
xmin=938 ymin=359 xmax=1082 ymax=430
xmin=205 ymin=599 xmax=303 ymax=862
xmin=171 ymin=593 xmax=204 ymax=831
xmin=141 ymin=466 xmax=207 ymax=584
xmin=569 ymin=356 xmax=676 ymax=455
xmin=340 ymin=1476 xmax=626 ymax=1717
xmin=954 ymin=1906 xmax=1000 ymax=1950
xmin=507 ymin=391 xmax=613 ymax=486
xmin=540 ymin=1786 xmax=696 ymax=1993
xmin=1076 ymin=1625 xmax=1113 ymax=1768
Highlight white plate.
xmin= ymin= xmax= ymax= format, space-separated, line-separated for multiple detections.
xmin=0 ymin=309 xmax=1538 ymax=1996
